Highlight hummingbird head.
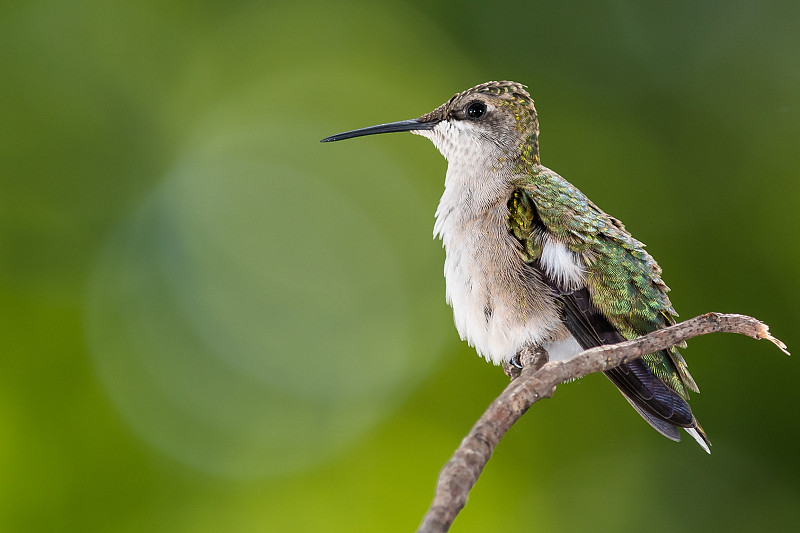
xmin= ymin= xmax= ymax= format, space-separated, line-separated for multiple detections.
xmin=322 ymin=81 xmax=540 ymax=169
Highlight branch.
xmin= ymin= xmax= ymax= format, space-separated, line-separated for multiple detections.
xmin=415 ymin=313 xmax=789 ymax=533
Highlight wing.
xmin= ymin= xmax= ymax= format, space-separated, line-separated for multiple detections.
xmin=509 ymin=170 xmax=708 ymax=447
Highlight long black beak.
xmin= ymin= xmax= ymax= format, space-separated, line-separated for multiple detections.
xmin=320 ymin=119 xmax=436 ymax=142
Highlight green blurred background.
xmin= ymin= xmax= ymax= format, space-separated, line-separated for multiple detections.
xmin=2 ymin=1 xmax=799 ymax=531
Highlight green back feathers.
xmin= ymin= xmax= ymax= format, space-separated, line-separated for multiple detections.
xmin=508 ymin=167 xmax=699 ymax=399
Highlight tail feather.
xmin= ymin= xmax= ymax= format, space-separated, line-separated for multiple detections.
xmin=685 ymin=426 xmax=712 ymax=454
xmin=617 ymin=390 xmax=681 ymax=442
xmin=607 ymin=369 xmax=711 ymax=453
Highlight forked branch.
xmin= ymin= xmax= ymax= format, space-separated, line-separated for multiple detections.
xmin=415 ymin=312 xmax=789 ymax=533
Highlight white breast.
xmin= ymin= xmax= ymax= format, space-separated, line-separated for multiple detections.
xmin=418 ymin=120 xmax=575 ymax=365
xmin=434 ymin=175 xmax=565 ymax=365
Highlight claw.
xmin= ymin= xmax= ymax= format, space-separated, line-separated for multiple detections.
xmin=510 ymin=353 xmax=523 ymax=369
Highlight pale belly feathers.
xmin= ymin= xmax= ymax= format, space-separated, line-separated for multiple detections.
xmin=435 ymin=201 xmax=584 ymax=365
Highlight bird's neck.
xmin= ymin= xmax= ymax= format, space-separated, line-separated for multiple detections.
xmin=434 ymin=161 xmax=512 ymax=240
xmin=433 ymin=148 xmax=516 ymax=237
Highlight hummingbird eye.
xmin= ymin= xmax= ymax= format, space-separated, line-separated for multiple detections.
xmin=466 ymin=101 xmax=487 ymax=120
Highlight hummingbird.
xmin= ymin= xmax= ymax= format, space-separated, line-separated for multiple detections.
xmin=321 ymin=81 xmax=710 ymax=452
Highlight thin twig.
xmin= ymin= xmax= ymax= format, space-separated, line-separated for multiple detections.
xmin=415 ymin=313 xmax=788 ymax=533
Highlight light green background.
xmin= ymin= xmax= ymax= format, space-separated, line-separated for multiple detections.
xmin=2 ymin=1 xmax=799 ymax=531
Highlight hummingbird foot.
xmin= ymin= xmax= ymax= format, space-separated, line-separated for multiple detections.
xmin=503 ymin=345 xmax=548 ymax=380
xmin=502 ymin=355 xmax=524 ymax=380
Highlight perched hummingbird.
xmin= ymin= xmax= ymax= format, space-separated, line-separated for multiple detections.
xmin=321 ymin=81 xmax=710 ymax=452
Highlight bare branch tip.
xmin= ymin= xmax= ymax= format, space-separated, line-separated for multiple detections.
xmin=756 ymin=322 xmax=790 ymax=356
